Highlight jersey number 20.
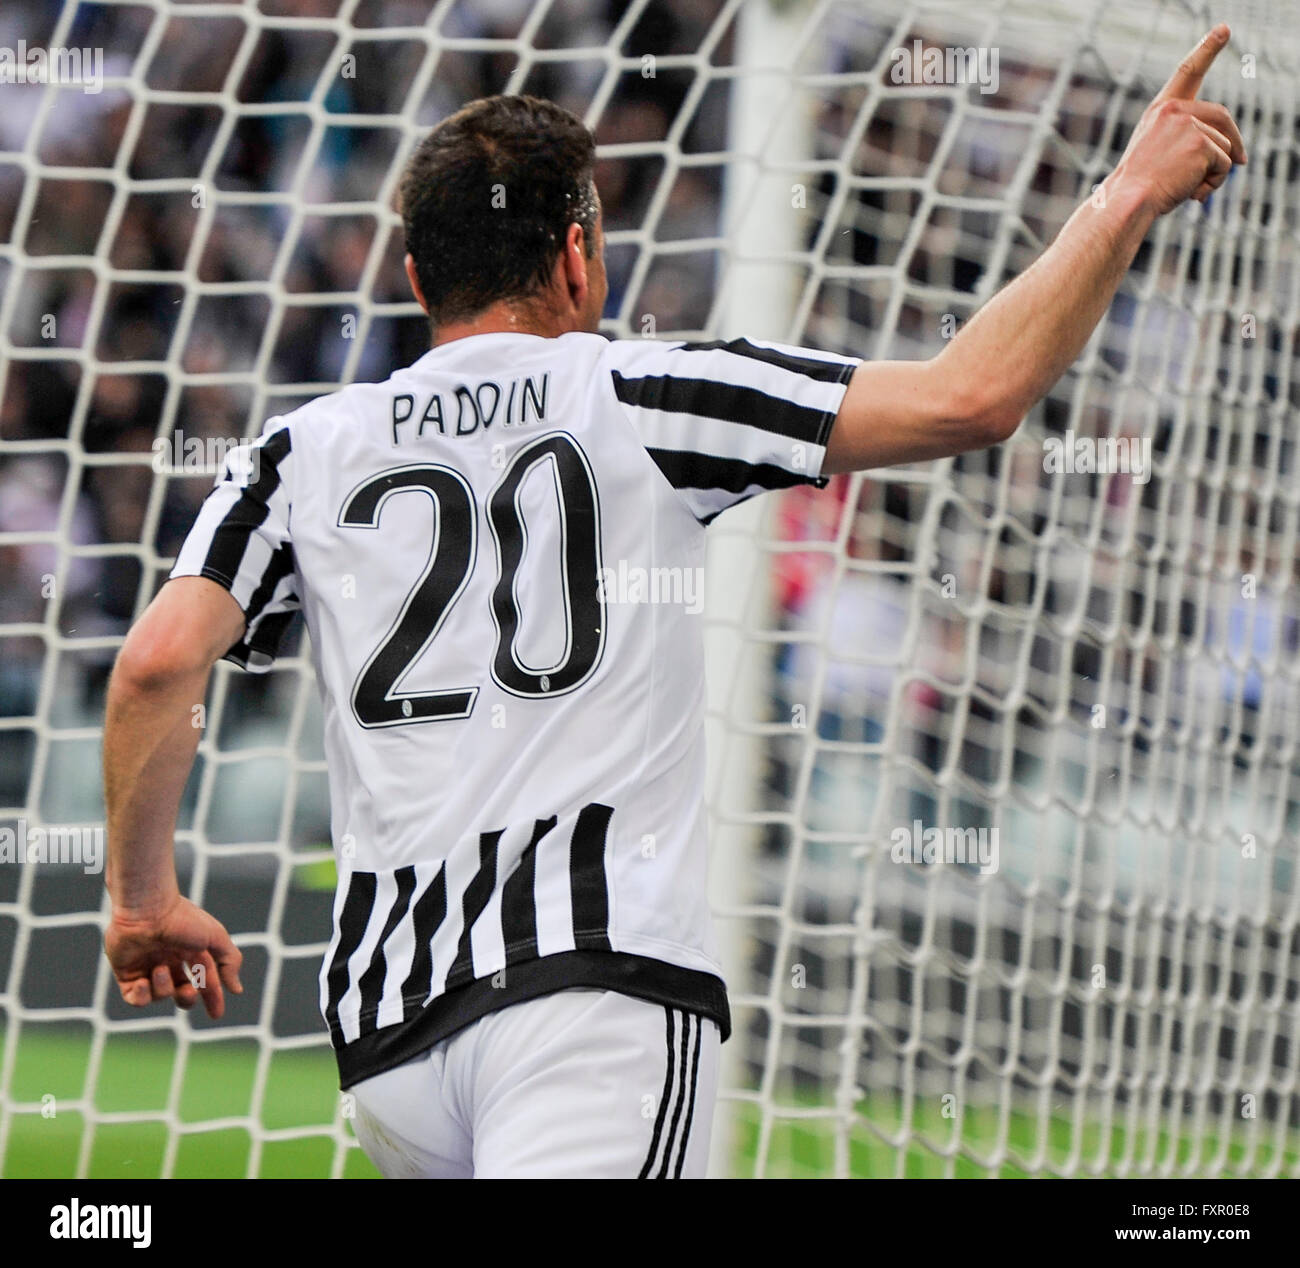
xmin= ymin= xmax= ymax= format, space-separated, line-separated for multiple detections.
xmin=338 ymin=433 xmax=606 ymax=727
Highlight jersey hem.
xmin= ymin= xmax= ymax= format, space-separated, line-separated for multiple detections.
xmin=331 ymin=950 xmax=731 ymax=1089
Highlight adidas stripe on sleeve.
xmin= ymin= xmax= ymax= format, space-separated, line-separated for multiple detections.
xmin=170 ymin=418 xmax=300 ymax=671
xmin=603 ymin=336 xmax=860 ymax=523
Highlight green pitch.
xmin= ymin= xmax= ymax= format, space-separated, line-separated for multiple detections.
xmin=0 ymin=1025 xmax=380 ymax=1179
xmin=2 ymin=1024 xmax=1295 ymax=1178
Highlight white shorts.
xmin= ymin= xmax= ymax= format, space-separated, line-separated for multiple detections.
xmin=348 ymin=988 xmax=720 ymax=1178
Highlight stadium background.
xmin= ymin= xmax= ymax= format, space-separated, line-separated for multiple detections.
xmin=1 ymin=0 xmax=1298 ymax=1178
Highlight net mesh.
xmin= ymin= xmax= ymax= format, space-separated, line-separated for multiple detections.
xmin=0 ymin=0 xmax=1297 ymax=1178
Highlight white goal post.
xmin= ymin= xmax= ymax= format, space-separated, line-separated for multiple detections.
xmin=0 ymin=0 xmax=1297 ymax=1179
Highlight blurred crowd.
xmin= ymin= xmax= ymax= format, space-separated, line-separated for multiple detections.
xmin=768 ymin=9 xmax=1300 ymax=872
xmin=0 ymin=0 xmax=1295 ymax=874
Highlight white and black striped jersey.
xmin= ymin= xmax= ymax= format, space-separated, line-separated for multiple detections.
xmin=171 ymin=331 xmax=858 ymax=1088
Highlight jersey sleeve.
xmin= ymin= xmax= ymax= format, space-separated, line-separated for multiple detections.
xmin=169 ymin=418 xmax=300 ymax=672
xmin=604 ymin=336 xmax=860 ymax=524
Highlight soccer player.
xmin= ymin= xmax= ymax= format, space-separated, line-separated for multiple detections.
xmin=102 ymin=27 xmax=1243 ymax=1177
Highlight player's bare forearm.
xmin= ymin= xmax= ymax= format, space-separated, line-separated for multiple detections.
xmin=824 ymin=23 xmax=1244 ymax=475
xmin=102 ymin=577 xmax=246 ymax=1017
xmin=103 ymin=652 xmax=208 ymax=918
xmin=930 ymin=173 xmax=1158 ymax=441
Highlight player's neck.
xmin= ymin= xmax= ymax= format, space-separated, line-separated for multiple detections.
xmin=431 ymin=299 xmax=577 ymax=347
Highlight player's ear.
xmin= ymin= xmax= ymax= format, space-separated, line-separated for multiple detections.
xmin=560 ymin=221 xmax=590 ymax=315
xmin=404 ymin=254 xmax=429 ymax=314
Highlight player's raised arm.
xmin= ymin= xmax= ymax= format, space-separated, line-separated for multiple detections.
xmin=102 ymin=576 xmax=246 ymax=1019
xmin=823 ymin=23 xmax=1245 ymax=475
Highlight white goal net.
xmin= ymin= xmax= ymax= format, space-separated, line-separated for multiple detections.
xmin=0 ymin=0 xmax=1297 ymax=1179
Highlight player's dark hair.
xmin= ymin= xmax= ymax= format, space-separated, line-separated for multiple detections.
xmin=400 ymin=94 xmax=598 ymax=329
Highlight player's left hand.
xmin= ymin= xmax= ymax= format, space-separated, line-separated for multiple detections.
xmin=105 ymin=895 xmax=244 ymax=1019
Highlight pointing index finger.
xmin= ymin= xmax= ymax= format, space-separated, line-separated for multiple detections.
xmin=1157 ymin=23 xmax=1230 ymax=102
